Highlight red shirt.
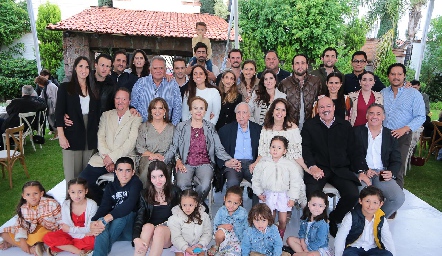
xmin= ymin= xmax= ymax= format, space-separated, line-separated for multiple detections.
xmin=354 ymin=92 xmax=375 ymax=127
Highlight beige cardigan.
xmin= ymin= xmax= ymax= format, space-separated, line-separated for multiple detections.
xmin=347 ymin=90 xmax=383 ymax=126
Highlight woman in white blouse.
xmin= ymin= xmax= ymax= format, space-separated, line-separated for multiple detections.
xmin=248 ymin=69 xmax=286 ymax=125
xmin=182 ymin=65 xmax=221 ymax=125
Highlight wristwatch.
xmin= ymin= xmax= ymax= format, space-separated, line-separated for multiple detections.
xmin=98 ymin=217 xmax=108 ymax=226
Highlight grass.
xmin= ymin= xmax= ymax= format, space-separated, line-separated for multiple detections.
xmin=0 ymin=135 xmax=63 ymax=225
xmin=0 ymin=111 xmax=441 ymax=224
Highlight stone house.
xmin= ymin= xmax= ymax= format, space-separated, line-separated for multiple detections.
xmin=47 ymin=7 xmax=237 ymax=78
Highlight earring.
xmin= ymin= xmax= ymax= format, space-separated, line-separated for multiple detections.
xmin=163 ymin=114 xmax=166 ymax=119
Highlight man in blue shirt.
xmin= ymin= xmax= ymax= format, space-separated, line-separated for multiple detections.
xmin=381 ymin=63 xmax=425 ymax=189
xmin=131 ymin=56 xmax=182 ymax=125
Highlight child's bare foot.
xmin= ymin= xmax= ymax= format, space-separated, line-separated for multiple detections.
xmin=0 ymin=241 xmax=12 ymax=250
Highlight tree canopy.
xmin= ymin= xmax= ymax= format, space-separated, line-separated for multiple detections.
xmin=36 ymin=2 xmax=63 ymax=74
xmin=238 ymin=0 xmax=367 ymax=72
xmin=421 ymin=16 xmax=442 ymax=101
xmin=0 ymin=0 xmax=30 ymax=47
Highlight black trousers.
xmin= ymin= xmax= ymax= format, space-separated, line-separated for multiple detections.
xmin=305 ymin=170 xmax=359 ymax=224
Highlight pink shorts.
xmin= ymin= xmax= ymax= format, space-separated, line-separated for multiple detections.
xmin=261 ymin=191 xmax=292 ymax=212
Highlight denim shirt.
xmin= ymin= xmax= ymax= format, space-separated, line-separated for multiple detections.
xmin=298 ymin=219 xmax=329 ymax=251
xmin=213 ymin=206 xmax=248 ymax=241
xmin=241 ymin=224 xmax=283 ymax=256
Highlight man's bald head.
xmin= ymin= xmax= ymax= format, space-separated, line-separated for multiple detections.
xmin=317 ymin=96 xmax=335 ymax=123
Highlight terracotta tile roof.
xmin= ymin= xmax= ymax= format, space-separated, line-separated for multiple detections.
xmin=46 ymin=7 xmax=239 ymax=41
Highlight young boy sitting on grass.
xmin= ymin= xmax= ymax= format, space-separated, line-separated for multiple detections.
xmin=334 ymin=186 xmax=395 ymax=256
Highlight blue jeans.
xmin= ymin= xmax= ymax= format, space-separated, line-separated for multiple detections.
xmin=93 ymin=211 xmax=135 ymax=256
xmin=343 ymin=246 xmax=393 ymax=256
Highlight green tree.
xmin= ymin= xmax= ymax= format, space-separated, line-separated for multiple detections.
xmin=36 ymin=2 xmax=63 ymax=74
xmin=0 ymin=0 xmax=30 ymax=47
xmin=214 ymin=0 xmax=229 ymax=19
xmin=421 ymin=16 xmax=442 ymax=101
xmin=200 ymin=0 xmax=215 ymax=14
xmin=239 ymin=0 xmax=366 ymax=71
xmin=0 ymin=44 xmax=36 ymax=100
xmin=98 ymin=0 xmax=113 ymax=7
xmin=360 ymin=0 xmax=406 ymax=38
xmin=373 ymin=29 xmax=397 ymax=86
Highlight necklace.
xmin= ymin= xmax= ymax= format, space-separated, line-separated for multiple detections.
xmin=155 ymin=190 xmax=165 ymax=203
xmin=192 ymin=127 xmax=201 ymax=137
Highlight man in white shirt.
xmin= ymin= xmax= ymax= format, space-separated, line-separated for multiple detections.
xmin=334 ymin=186 xmax=395 ymax=256
xmin=352 ymin=103 xmax=405 ymax=219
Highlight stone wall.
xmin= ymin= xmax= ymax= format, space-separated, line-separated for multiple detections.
xmin=62 ymin=32 xmax=227 ymax=77
xmin=63 ymin=33 xmax=92 ymax=81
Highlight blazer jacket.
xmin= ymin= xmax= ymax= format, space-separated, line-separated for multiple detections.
xmin=352 ymin=125 xmax=401 ymax=177
xmin=301 ymin=115 xmax=360 ymax=184
xmin=216 ymin=121 xmax=262 ymax=169
xmin=164 ymin=119 xmax=232 ymax=165
xmin=55 ymin=82 xmax=100 ymax=150
xmin=88 ymin=108 xmax=142 ymax=167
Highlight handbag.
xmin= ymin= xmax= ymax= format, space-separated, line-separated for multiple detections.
xmin=411 ymin=156 xmax=425 ymax=166
xmin=32 ymin=135 xmax=45 ymax=144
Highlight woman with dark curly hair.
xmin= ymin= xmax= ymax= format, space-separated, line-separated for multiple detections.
xmin=130 ymin=49 xmax=150 ymax=78
xmin=250 ymin=98 xmax=308 ymax=207
xmin=248 ymin=69 xmax=286 ymax=125
xmin=132 ymin=160 xmax=181 ymax=256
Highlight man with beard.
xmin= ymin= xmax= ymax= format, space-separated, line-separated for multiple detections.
xmin=186 ymin=42 xmax=219 ymax=83
xmin=311 ymin=47 xmax=345 ymax=94
xmin=215 ymin=49 xmax=243 ymax=85
xmin=279 ymin=54 xmax=321 ymax=130
xmin=381 ymin=63 xmax=425 ymax=189
xmin=257 ymin=50 xmax=291 ymax=82
xmin=301 ymin=96 xmax=360 ymax=237
xmin=110 ymin=50 xmax=138 ymax=92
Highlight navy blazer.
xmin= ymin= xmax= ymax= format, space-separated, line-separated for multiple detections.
xmin=216 ymin=121 xmax=262 ymax=169
xmin=55 ymin=83 xmax=100 ymax=150
xmin=352 ymin=125 xmax=401 ymax=177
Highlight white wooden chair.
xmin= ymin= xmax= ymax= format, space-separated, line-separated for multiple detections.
xmin=323 ymin=183 xmax=340 ymax=210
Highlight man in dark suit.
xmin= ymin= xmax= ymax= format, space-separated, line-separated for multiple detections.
xmin=301 ymin=96 xmax=360 ymax=237
xmin=353 ymin=103 xmax=405 ymax=219
xmin=0 ymin=85 xmax=47 ymax=149
xmin=217 ymin=102 xmax=262 ymax=189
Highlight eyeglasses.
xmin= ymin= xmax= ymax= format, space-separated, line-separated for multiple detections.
xmin=352 ymin=60 xmax=366 ymax=64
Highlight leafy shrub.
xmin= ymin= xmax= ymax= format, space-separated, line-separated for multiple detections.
xmin=0 ymin=44 xmax=37 ymax=100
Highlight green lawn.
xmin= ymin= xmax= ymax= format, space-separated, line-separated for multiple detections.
xmin=1 ymin=118 xmax=442 ymax=225
xmin=0 ymin=136 xmax=63 ymax=225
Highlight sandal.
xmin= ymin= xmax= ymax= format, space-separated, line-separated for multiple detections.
xmin=207 ymin=245 xmax=219 ymax=256
xmin=0 ymin=241 xmax=12 ymax=250
xmin=79 ymin=250 xmax=93 ymax=256
xmin=46 ymin=246 xmax=58 ymax=256
xmin=30 ymin=242 xmax=44 ymax=256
